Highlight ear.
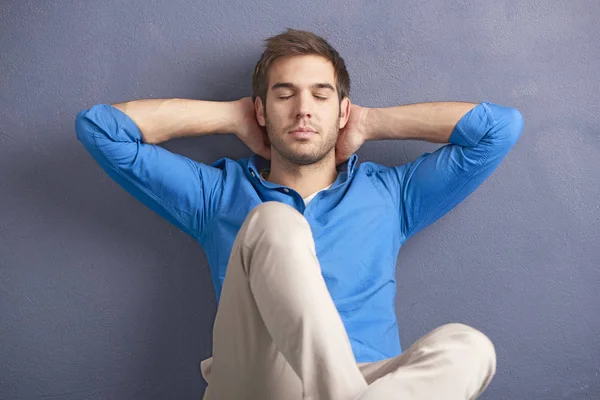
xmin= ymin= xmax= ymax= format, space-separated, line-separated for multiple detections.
xmin=255 ymin=96 xmax=266 ymax=127
xmin=339 ymin=97 xmax=351 ymax=129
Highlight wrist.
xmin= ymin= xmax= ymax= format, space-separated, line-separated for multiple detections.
xmin=228 ymin=99 xmax=245 ymax=137
xmin=230 ymin=97 xmax=257 ymax=139
xmin=362 ymin=107 xmax=376 ymax=141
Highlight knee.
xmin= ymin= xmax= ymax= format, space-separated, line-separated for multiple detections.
xmin=440 ymin=323 xmax=497 ymax=373
xmin=243 ymin=202 xmax=312 ymax=243
xmin=249 ymin=201 xmax=300 ymax=219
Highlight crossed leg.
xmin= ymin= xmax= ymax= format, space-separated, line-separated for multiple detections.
xmin=201 ymin=202 xmax=496 ymax=400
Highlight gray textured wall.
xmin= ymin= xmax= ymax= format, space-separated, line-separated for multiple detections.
xmin=1 ymin=1 xmax=598 ymax=399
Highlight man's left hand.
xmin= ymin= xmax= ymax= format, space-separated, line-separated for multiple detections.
xmin=335 ymin=104 xmax=370 ymax=165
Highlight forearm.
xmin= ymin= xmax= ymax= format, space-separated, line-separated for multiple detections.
xmin=364 ymin=101 xmax=478 ymax=143
xmin=111 ymin=98 xmax=239 ymax=144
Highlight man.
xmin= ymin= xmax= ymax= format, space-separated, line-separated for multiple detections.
xmin=75 ymin=28 xmax=523 ymax=400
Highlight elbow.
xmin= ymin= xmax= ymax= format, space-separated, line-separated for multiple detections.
xmin=74 ymin=103 xmax=123 ymax=149
xmin=485 ymin=104 xmax=525 ymax=151
xmin=504 ymin=107 xmax=525 ymax=147
xmin=74 ymin=104 xmax=143 ymax=170
xmin=74 ymin=107 xmax=97 ymax=150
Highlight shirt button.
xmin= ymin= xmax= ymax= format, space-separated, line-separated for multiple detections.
xmin=283 ymin=188 xmax=289 ymax=193
xmin=251 ymin=172 xmax=256 ymax=178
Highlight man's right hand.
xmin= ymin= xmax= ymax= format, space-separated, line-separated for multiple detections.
xmin=233 ymin=97 xmax=271 ymax=160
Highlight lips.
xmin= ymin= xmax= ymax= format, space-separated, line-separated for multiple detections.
xmin=289 ymin=127 xmax=317 ymax=140
xmin=289 ymin=127 xmax=316 ymax=134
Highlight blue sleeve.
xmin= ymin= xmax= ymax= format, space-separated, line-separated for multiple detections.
xmin=75 ymin=104 xmax=224 ymax=241
xmin=376 ymin=102 xmax=524 ymax=240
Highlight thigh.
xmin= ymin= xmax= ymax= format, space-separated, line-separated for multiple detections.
xmin=356 ymin=323 xmax=496 ymax=400
xmin=203 ymin=229 xmax=304 ymax=400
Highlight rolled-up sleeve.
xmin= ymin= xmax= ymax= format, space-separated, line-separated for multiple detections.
xmin=75 ymin=104 xmax=224 ymax=241
xmin=376 ymin=102 xmax=524 ymax=240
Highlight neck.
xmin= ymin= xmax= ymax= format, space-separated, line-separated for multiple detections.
xmin=266 ymin=150 xmax=338 ymax=198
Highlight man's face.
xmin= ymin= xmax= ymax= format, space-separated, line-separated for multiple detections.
xmin=256 ymin=55 xmax=349 ymax=165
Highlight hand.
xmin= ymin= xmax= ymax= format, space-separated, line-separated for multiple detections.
xmin=233 ymin=97 xmax=271 ymax=160
xmin=335 ymin=104 xmax=369 ymax=165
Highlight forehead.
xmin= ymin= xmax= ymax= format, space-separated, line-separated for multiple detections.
xmin=268 ymin=55 xmax=335 ymax=88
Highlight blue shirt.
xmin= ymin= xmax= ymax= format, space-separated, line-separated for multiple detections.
xmin=75 ymin=102 xmax=524 ymax=363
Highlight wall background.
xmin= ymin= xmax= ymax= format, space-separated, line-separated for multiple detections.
xmin=1 ymin=1 xmax=598 ymax=399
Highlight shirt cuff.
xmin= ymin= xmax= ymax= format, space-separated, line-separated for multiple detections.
xmin=108 ymin=104 xmax=144 ymax=142
xmin=449 ymin=102 xmax=493 ymax=147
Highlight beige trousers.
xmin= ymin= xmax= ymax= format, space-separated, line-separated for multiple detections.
xmin=200 ymin=202 xmax=496 ymax=400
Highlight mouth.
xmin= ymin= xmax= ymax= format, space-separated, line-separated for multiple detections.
xmin=289 ymin=127 xmax=317 ymax=139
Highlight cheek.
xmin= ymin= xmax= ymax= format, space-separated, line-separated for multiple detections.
xmin=269 ymin=109 xmax=290 ymax=128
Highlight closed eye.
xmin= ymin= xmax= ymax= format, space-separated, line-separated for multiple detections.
xmin=278 ymin=95 xmax=328 ymax=101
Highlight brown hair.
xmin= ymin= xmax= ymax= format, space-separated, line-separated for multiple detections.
xmin=252 ymin=28 xmax=351 ymax=109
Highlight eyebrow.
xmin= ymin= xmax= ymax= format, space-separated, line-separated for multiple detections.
xmin=271 ymin=82 xmax=335 ymax=92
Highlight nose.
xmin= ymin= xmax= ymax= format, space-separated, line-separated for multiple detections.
xmin=295 ymin=92 xmax=313 ymax=120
